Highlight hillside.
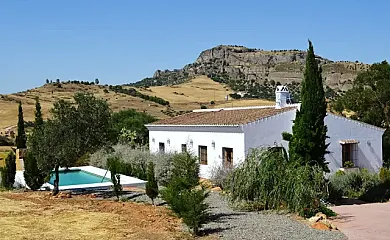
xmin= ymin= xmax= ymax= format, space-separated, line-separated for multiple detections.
xmin=0 ymin=77 xmax=274 ymax=132
xmin=0 ymin=83 xmax=167 ymax=132
xmin=133 ymin=45 xmax=369 ymax=96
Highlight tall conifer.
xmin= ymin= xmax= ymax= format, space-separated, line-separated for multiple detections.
xmin=287 ymin=40 xmax=329 ymax=172
xmin=34 ymin=97 xmax=44 ymax=127
xmin=16 ymin=102 xmax=27 ymax=149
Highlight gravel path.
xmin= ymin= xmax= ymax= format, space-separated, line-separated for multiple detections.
xmin=102 ymin=190 xmax=347 ymax=240
xmin=202 ymin=192 xmax=347 ymax=240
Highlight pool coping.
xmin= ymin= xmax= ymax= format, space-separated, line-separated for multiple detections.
xmin=15 ymin=166 xmax=147 ymax=191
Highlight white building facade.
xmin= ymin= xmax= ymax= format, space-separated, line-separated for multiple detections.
xmin=147 ymin=87 xmax=385 ymax=178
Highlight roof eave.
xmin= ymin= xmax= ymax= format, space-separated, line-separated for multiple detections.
xmin=146 ymin=124 xmax=242 ymax=128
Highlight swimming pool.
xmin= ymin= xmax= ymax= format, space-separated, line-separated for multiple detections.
xmin=14 ymin=166 xmax=147 ymax=191
xmin=48 ymin=169 xmax=110 ymax=186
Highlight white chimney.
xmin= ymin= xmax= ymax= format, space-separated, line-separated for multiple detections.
xmin=275 ymin=85 xmax=290 ymax=109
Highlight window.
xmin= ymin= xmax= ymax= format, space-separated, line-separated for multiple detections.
xmin=341 ymin=143 xmax=358 ymax=167
xmin=222 ymin=147 xmax=233 ymax=166
xmin=181 ymin=144 xmax=187 ymax=153
xmin=198 ymin=146 xmax=207 ymax=165
xmin=159 ymin=142 xmax=165 ymax=153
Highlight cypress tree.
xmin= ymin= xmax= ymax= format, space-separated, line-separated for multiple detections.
xmin=287 ymin=40 xmax=329 ymax=172
xmin=145 ymin=162 xmax=159 ymax=205
xmin=0 ymin=151 xmax=16 ymax=189
xmin=34 ymin=97 xmax=44 ymax=127
xmin=16 ymin=102 xmax=27 ymax=149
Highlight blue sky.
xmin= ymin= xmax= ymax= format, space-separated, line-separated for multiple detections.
xmin=1 ymin=0 xmax=389 ymax=94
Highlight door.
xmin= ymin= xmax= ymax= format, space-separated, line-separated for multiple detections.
xmin=222 ymin=147 xmax=233 ymax=166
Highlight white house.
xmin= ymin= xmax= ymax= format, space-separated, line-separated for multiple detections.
xmin=146 ymin=86 xmax=385 ymax=178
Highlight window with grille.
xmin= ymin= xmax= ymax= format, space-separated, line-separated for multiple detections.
xmin=198 ymin=146 xmax=207 ymax=165
xmin=342 ymin=143 xmax=358 ymax=167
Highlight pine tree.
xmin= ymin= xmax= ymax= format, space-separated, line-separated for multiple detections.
xmin=34 ymin=97 xmax=44 ymax=127
xmin=286 ymin=40 xmax=329 ymax=172
xmin=146 ymin=162 xmax=159 ymax=205
xmin=16 ymin=102 xmax=27 ymax=149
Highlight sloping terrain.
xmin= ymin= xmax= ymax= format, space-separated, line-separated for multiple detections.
xmin=134 ymin=45 xmax=369 ymax=93
xmin=0 ymin=83 xmax=167 ymax=132
xmin=0 ymin=77 xmax=274 ymax=132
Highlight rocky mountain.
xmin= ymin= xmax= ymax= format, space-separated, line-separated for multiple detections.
xmin=134 ymin=45 xmax=369 ymax=94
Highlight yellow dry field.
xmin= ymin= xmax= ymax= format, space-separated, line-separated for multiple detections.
xmin=136 ymin=76 xmax=274 ymax=111
xmin=0 ymin=76 xmax=275 ymax=131
xmin=136 ymin=75 xmax=233 ymax=104
xmin=0 ymin=146 xmax=12 ymax=168
xmin=0 ymin=83 xmax=167 ymax=131
xmin=0 ymin=191 xmax=196 ymax=240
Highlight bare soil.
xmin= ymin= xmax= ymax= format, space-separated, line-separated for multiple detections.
xmin=0 ymin=191 xmax=196 ymax=240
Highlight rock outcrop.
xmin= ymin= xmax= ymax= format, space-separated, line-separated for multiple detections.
xmin=135 ymin=45 xmax=369 ymax=91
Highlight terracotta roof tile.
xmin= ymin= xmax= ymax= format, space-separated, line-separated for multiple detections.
xmin=149 ymin=107 xmax=296 ymax=126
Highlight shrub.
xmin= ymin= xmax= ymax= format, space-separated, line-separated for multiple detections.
xmin=23 ymin=151 xmax=46 ymax=190
xmin=107 ymin=156 xmax=123 ymax=200
xmin=210 ymin=163 xmax=234 ymax=189
xmin=0 ymin=152 xmax=16 ymax=189
xmin=89 ymin=145 xmax=174 ymax=184
xmin=224 ymin=147 xmax=326 ymax=217
xmin=329 ymin=169 xmax=381 ymax=200
xmin=145 ymin=162 xmax=159 ymax=205
xmin=200 ymin=105 xmax=207 ymax=109
xmin=160 ymin=152 xmax=209 ymax=236
xmin=210 ymin=100 xmax=215 ymax=105
xmin=379 ymin=167 xmax=390 ymax=184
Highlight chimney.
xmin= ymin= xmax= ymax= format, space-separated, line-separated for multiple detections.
xmin=275 ymin=85 xmax=290 ymax=109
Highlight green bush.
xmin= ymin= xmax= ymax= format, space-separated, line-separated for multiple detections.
xmin=160 ymin=152 xmax=209 ymax=236
xmin=23 ymin=151 xmax=46 ymax=190
xmin=146 ymin=162 xmax=159 ymax=205
xmin=328 ymin=169 xmax=381 ymax=200
xmin=89 ymin=145 xmax=174 ymax=184
xmin=107 ymin=156 xmax=123 ymax=200
xmin=379 ymin=167 xmax=390 ymax=184
xmin=224 ymin=148 xmax=326 ymax=217
xmin=0 ymin=152 xmax=16 ymax=189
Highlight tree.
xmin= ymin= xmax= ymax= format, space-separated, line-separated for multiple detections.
xmin=0 ymin=151 xmax=16 ymax=189
xmin=110 ymin=109 xmax=156 ymax=145
xmin=161 ymin=153 xmax=209 ymax=236
xmin=334 ymin=61 xmax=390 ymax=166
xmin=95 ymin=78 xmax=100 ymax=85
xmin=46 ymin=79 xmax=49 ymax=84
xmin=107 ymin=156 xmax=122 ymax=200
xmin=34 ymin=97 xmax=44 ymax=127
xmin=145 ymin=162 xmax=158 ymax=205
xmin=23 ymin=151 xmax=46 ymax=190
xmin=284 ymin=41 xmax=329 ymax=172
xmin=28 ymin=93 xmax=112 ymax=195
xmin=56 ymin=79 xmax=60 ymax=84
xmin=16 ymin=102 xmax=27 ymax=149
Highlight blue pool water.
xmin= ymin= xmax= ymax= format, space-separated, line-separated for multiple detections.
xmin=49 ymin=169 xmax=110 ymax=186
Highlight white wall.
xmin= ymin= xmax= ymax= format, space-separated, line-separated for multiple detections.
xmin=325 ymin=113 xmax=385 ymax=172
xmin=148 ymin=126 xmax=245 ymax=178
xmin=243 ymin=110 xmax=296 ymax=155
xmin=244 ymin=110 xmax=384 ymax=173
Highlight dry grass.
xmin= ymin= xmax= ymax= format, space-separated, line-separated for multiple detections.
xmin=0 ymin=83 xmax=167 ymax=131
xmin=0 ymin=76 xmax=275 ymax=131
xmin=0 ymin=191 xmax=196 ymax=240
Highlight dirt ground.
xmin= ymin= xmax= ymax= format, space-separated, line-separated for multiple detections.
xmin=0 ymin=191 xmax=198 ymax=240
xmin=331 ymin=202 xmax=390 ymax=240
